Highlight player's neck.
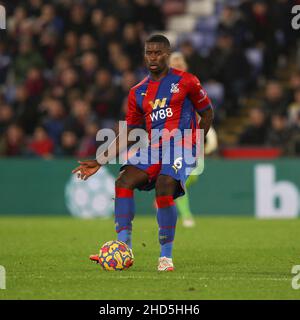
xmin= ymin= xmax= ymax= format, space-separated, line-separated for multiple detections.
xmin=149 ymin=67 xmax=170 ymax=81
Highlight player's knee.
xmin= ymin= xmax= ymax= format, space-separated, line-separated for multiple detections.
xmin=155 ymin=175 xmax=177 ymax=197
xmin=116 ymin=167 xmax=143 ymax=190
xmin=115 ymin=174 xmax=134 ymax=190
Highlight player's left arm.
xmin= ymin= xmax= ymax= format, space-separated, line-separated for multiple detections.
xmin=198 ymin=107 xmax=213 ymax=137
xmin=188 ymin=75 xmax=214 ymax=136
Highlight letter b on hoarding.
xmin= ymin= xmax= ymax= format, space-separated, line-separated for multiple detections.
xmin=0 ymin=5 xmax=6 ymax=30
xmin=255 ymin=165 xmax=299 ymax=218
xmin=0 ymin=265 xmax=5 ymax=289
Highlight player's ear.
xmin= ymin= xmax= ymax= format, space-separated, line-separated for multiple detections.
xmin=165 ymin=48 xmax=171 ymax=58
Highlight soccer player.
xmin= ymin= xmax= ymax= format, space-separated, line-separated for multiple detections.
xmin=72 ymin=35 xmax=213 ymax=271
xmin=168 ymin=52 xmax=218 ymax=227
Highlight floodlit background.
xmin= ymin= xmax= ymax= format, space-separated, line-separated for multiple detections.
xmin=0 ymin=0 xmax=300 ymax=301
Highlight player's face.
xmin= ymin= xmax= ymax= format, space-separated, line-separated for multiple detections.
xmin=144 ymin=42 xmax=170 ymax=74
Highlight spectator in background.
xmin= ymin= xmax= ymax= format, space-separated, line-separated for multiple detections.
xmin=42 ymin=98 xmax=66 ymax=147
xmin=0 ymin=104 xmax=14 ymax=134
xmin=39 ymin=29 xmax=60 ymax=69
xmin=218 ymin=5 xmax=249 ymax=47
xmin=112 ymin=54 xmax=133 ymax=83
xmin=90 ymin=9 xmax=104 ymax=36
xmin=289 ymin=111 xmax=300 ymax=156
xmin=134 ymin=0 xmax=164 ymax=32
xmin=64 ymin=89 xmax=82 ymax=113
xmin=24 ymin=67 xmax=45 ymax=99
xmin=13 ymin=85 xmax=39 ymax=135
xmin=266 ymin=112 xmax=292 ymax=154
xmin=262 ymin=80 xmax=288 ymax=116
xmin=7 ymin=6 xmax=28 ymax=39
xmin=246 ymin=1 xmax=278 ymax=77
xmin=122 ymin=23 xmax=143 ymax=67
xmin=0 ymin=124 xmax=26 ymax=156
xmin=63 ymin=31 xmax=79 ymax=59
xmin=239 ymin=107 xmax=268 ymax=145
xmin=287 ymin=71 xmax=300 ymax=103
xmin=80 ymin=52 xmax=99 ymax=86
xmin=14 ymin=39 xmax=45 ymax=83
xmin=34 ymin=3 xmax=64 ymax=35
xmin=91 ymin=69 xmax=120 ymax=127
xmin=168 ymin=51 xmax=188 ymax=71
xmin=64 ymin=98 xmax=97 ymax=139
xmin=26 ymin=0 xmax=43 ymax=18
xmin=272 ymin=0 xmax=297 ymax=57
xmin=27 ymin=125 xmax=54 ymax=158
xmin=180 ymin=40 xmax=210 ymax=83
xmin=0 ymin=41 xmax=11 ymax=85
xmin=97 ymin=0 xmax=136 ymax=24
xmin=55 ymin=130 xmax=78 ymax=157
xmin=78 ymin=34 xmax=98 ymax=57
xmin=0 ymin=0 xmax=299 ymax=158
xmin=66 ymin=3 xmax=92 ymax=36
xmin=107 ymin=41 xmax=124 ymax=67
xmin=288 ymin=88 xmax=300 ymax=126
xmin=97 ymin=15 xmax=122 ymax=52
xmin=54 ymin=52 xmax=71 ymax=71
xmin=58 ymin=67 xmax=80 ymax=98
xmin=247 ymin=1 xmax=275 ymax=45
xmin=77 ymin=121 xmax=100 ymax=158
xmin=209 ymin=33 xmax=251 ymax=115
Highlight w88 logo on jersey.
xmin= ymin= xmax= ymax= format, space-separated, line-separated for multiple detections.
xmin=150 ymin=108 xmax=173 ymax=121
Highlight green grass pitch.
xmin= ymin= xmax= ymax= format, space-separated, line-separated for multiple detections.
xmin=0 ymin=216 xmax=300 ymax=300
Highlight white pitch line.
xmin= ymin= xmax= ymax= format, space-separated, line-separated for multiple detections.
xmin=108 ymin=275 xmax=290 ymax=282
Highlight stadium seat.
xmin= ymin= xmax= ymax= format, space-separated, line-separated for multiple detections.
xmin=186 ymin=0 xmax=215 ymax=17
xmin=195 ymin=15 xmax=218 ymax=33
xmin=167 ymin=15 xmax=197 ymax=33
xmin=177 ymin=31 xmax=216 ymax=55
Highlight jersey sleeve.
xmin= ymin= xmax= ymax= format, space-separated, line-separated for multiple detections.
xmin=188 ymin=75 xmax=212 ymax=113
xmin=125 ymin=89 xmax=144 ymax=128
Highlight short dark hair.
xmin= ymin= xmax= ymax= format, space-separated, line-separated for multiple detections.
xmin=145 ymin=34 xmax=171 ymax=49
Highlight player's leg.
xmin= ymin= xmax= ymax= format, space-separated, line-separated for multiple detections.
xmin=155 ymin=174 xmax=179 ymax=270
xmin=175 ymin=174 xmax=199 ymax=227
xmin=175 ymin=189 xmax=194 ymax=226
xmin=115 ymin=165 xmax=148 ymax=248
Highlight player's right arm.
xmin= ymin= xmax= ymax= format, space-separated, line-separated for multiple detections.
xmin=72 ymin=88 xmax=144 ymax=180
xmin=72 ymin=126 xmax=134 ymax=180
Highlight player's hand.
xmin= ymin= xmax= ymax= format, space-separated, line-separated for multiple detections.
xmin=72 ymin=160 xmax=101 ymax=180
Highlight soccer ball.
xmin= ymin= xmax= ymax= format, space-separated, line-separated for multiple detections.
xmin=98 ymin=240 xmax=134 ymax=271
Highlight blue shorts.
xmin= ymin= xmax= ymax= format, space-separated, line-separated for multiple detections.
xmin=120 ymin=143 xmax=198 ymax=199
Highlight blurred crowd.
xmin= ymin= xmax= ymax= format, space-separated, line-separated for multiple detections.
xmin=238 ymin=74 xmax=300 ymax=155
xmin=0 ymin=0 xmax=299 ymax=158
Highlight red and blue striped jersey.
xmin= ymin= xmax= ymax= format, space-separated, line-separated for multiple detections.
xmin=125 ymin=68 xmax=212 ymax=136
